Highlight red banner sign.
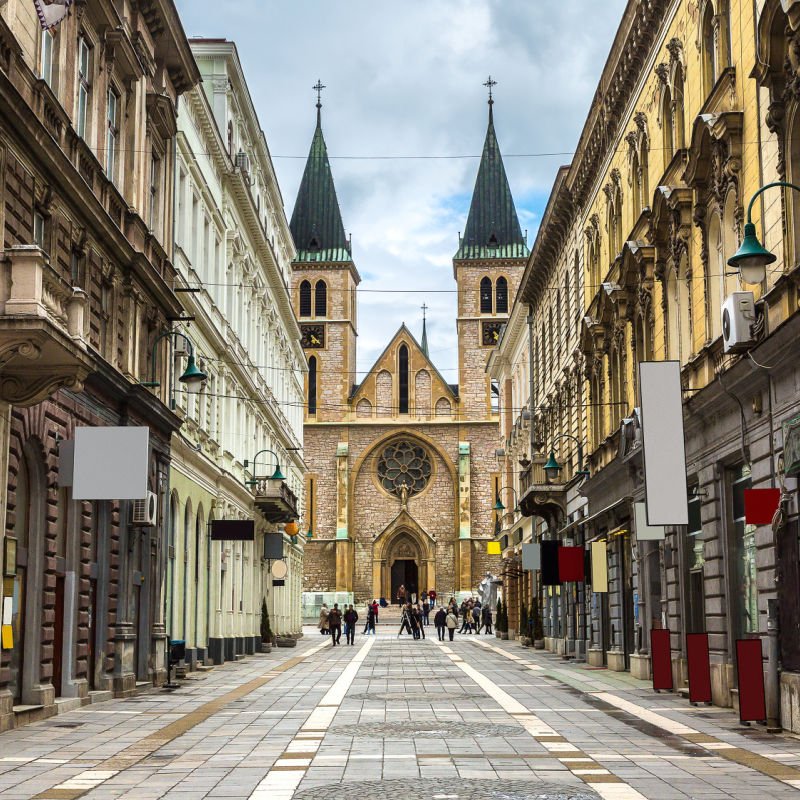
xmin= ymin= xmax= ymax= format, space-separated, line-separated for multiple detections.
xmin=686 ymin=633 xmax=712 ymax=704
xmin=651 ymin=629 xmax=672 ymax=691
xmin=736 ymin=639 xmax=766 ymax=723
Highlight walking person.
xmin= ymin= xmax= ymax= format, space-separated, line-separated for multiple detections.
xmin=459 ymin=601 xmax=471 ymax=634
xmin=471 ymin=603 xmax=480 ymax=635
xmin=415 ymin=605 xmax=425 ymax=639
xmin=446 ymin=608 xmax=458 ymax=642
xmin=397 ymin=584 xmax=406 ymax=606
xmin=372 ymin=599 xmax=380 ymax=627
xmin=365 ymin=603 xmax=376 ymax=635
xmin=434 ymin=606 xmax=447 ymax=641
xmin=422 ymin=598 xmax=430 ymax=626
xmin=328 ymin=603 xmax=342 ymax=646
xmin=481 ymin=604 xmax=493 ymax=635
xmin=318 ymin=603 xmax=330 ymax=636
xmin=344 ymin=605 xmax=358 ymax=645
xmin=429 ymin=588 xmax=437 ymax=608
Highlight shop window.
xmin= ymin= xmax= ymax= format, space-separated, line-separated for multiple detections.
xmin=731 ymin=465 xmax=758 ymax=637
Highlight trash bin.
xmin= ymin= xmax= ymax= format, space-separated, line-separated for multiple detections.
xmin=169 ymin=639 xmax=186 ymax=665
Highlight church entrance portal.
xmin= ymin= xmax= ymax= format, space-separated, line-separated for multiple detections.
xmin=391 ymin=559 xmax=418 ymax=603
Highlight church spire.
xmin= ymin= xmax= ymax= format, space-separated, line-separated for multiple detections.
xmin=420 ymin=303 xmax=429 ymax=357
xmin=290 ymin=81 xmax=352 ymax=263
xmin=455 ymin=78 xmax=528 ymax=261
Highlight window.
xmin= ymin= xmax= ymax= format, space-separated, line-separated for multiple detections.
xmin=480 ymin=276 xmax=492 ymax=314
xmin=308 ymin=356 xmax=317 ymax=416
xmin=398 ymin=344 xmax=409 ymax=414
xmin=76 ymin=36 xmax=91 ymax=138
xmin=299 ymin=280 xmax=312 ymax=317
xmin=33 ymin=212 xmax=45 ymax=248
xmin=40 ymin=29 xmax=54 ymax=86
xmin=701 ymin=3 xmax=717 ymax=96
xmin=106 ymin=88 xmax=119 ymax=181
xmin=662 ymin=87 xmax=674 ymax=166
xmin=631 ymin=151 xmax=642 ymax=215
xmin=149 ymin=153 xmax=161 ymax=230
xmin=495 ymin=277 xmax=508 ymax=314
xmin=731 ymin=465 xmax=758 ymax=637
xmin=314 ymin=280 xmax=327 ymax=317
xmin=686 ymin=488 xmax=705 ymax=634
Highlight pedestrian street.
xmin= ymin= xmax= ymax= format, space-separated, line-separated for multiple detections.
xmin=0 ymin=627 xmax=799 ymax=800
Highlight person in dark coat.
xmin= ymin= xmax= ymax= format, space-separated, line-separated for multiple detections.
xmin=328 ymin=604 xmax=342 ymax=646
xmin=434 ymin=607 xmax=447 ymax=641
xmin=344 ymin=605 xmax=358 ymax=645
xmin=481 ymin=604 xmax=493 ymax=635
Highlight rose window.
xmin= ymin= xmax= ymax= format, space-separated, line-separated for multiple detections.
xmin=377 ymin=440 xmax=432 ymax=497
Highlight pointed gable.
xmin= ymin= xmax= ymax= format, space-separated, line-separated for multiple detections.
xmin=455 ymin=105 xmax=529 ymax=261
xmin=290 ymin=109 xmax=351 ymax=263
xmin=350 ymin=324 xmax=457 ymax=419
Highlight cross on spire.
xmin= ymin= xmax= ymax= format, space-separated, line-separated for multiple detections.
xmin=484 ymin=75 xmax=497 ymax=103
xmin=420 ymin=303 xmax=429 ymax=358
xmin=421 ymin=303 xmax=428 ymax=322
xmin=313 ymin=79 xmax=326 ymax=109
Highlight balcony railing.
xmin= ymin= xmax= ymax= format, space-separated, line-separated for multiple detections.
xmin=519 ymin=461 xmax=548 ymax=494
xmin=249 ymin=477 xmax=299 ymax=523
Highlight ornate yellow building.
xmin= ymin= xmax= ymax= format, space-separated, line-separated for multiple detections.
xmin=294 ymin=96 xmax=527 ymax=605
xmin=492 ymin=0 xmax=800 ymax=728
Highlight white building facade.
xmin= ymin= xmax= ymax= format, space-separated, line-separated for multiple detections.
xmin=168 ymin=39 xmax=305 ymax=667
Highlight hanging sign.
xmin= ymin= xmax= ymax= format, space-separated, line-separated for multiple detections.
xmin=210 ymin=520 xmax=254 ymax=541
xmin=271 ymin=560 xmax=288 ymax=579
xmin=736 ymin=639 xmax=766 ymax=723
xmin=521 ymin=543 xmax=541 ymax=571
xmin=558 ymin=546 xmax=584 ymax=582
xmin=591 ymin=541 xmax=608 ymax=592
xmin=744 ymin=489 xmax=781 ymax=525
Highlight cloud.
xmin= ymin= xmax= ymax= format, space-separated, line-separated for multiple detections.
xmin=176 ymin=0 xmax=627 ymax=376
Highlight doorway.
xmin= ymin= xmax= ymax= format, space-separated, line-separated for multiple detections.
xmin=391 ymin=559 xmax=418 ymax=603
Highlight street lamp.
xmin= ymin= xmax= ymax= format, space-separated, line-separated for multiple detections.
xmin=142 ymin=330 xmax=207 ymax=409
xmin=244 ymin=449 xmax=286 ymax=485
xmin=542 ymin=434 xmax=590 ymax=484
xmin=727 ymin=181 xmax=798 ymax=284
xmin=494 ymin=485 xmax=520 ymax=514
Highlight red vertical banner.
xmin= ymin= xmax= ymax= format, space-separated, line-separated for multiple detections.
xmin=686 ymin=633 xmax=712 ymax=704
xmin=736 ymin=639 xmax=767 ymax=723
xmin=651 ymin=629 xmax=672 ymax=691
xmin=558 ymin=546 xmax=585 ymax=582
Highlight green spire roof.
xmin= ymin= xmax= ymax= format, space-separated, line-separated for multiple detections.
xmin=455 ymin=104 xmax=528 ymax=260
xmin=290 ymin=107 xmax=352 ymax=263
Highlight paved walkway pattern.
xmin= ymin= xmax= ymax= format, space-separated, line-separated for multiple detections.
xmin=0 ymin=627 xmax=800 ymax=798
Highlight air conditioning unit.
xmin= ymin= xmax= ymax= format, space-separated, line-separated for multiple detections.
xmin=235 ymin=150 xmax=250 ymax=174
xmin=131 ymin=491 xmax=158 ymax=527
xmin=722 ymin=291 xmax=756 ymax=353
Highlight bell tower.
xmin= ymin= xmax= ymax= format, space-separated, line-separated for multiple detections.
xmin=290 ymin=82 xmax=359 ymax=424
xmin=453 ymin=79 xmax=529 ymax=420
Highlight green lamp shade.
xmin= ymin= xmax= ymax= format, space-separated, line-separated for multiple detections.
xmin=727 ymin=222 xmax=776 ymax=284
xmin=543 ymin=450 xmax=561 ymax=475
xmin=270 ymin=465 xmax=286 ymax=481
xmin=179 ymin=354 xmax=208 ymax=393
xmin=493 ymin=496 xmax=506 ymax=512
xmin=306 ymin=527 xmax=313 ymax=539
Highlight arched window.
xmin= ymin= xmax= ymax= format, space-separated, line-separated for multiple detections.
xmin=574 ymin=251 xmax=582 ymax=328
xmin=480 ymin=277 xmax=492 ymax=314
xmin=314 ymin=280 xmax=327 ymax=317
xmin=701 ymin=3 xmax=717 ymax=96
xmin=308 ymin=356 xmax=317 ymax=416
xmin=722 ymin=191 xmax=739 ymax=298
xmin=495 ymin=277 xmax=508 ymax=313
xmin=398 ymin=344 xmax=409 ymax=414
xmin=631 ymin=151 xmax=642 ymax=216
xmin=299 ymin=280 xmax=311 ymax=318
xmin=662 ymin=87 xmax=674 ymax=166
xmin=707 ymin=212 xmax=724 ymax=340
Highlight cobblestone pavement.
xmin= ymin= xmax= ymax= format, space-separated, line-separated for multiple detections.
xmin=0 ymin=627 xmax=800 ymax=798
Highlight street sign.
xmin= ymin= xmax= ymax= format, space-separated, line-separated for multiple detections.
xmin=210 ymin=520 xmax=254 ymax=541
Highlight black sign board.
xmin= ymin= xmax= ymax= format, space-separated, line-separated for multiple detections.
xmin=272 ymin=579 xmax=286 ymax=587
xmin=211 ymin=520 xmax=255 ymax=541
xmin=263 ymin=532 xmax=283 ymax=560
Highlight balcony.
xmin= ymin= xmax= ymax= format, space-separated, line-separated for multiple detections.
xmin=250 ymin=477 xmax=299 ymax=523
xmin=0 ymin=246 xmax=93 ymax=406
xmin=518 ymin=460 xmax=566 ymax=529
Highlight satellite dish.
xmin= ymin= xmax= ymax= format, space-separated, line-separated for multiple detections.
xmin=271 ymin=560 xmax=288 ymax=579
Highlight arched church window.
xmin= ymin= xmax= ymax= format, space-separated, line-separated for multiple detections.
xmin=495 ymin=277 xmax=508 ymax=314
xmin=299 ymin=280 xmax=311 ymax=318
xmin=377 ymin=439 xmax=432 ymax=497
xmin=308 ymin=356 xmax=317 ymax=416
xmin=662 ymin=87 xmax=674 ymax=167
xmin=314 ymin=280 xmax=327 ymax=317
xmin=398 ymin=344 xmax=409 ymax=414
xmin=480 ymin=276 xmax=492 ymax=314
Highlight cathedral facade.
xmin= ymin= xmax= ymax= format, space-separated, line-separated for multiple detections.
xmin=293 ymin=97 xmax=527 ymax=604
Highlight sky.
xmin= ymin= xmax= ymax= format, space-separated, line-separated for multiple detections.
xmin=175 ymin=0 xmax=628 ymax=377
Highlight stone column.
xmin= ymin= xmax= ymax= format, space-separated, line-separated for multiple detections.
xmin=335 ymin=442 xmax=352 ymax=595
xmin=457 ymin=443 xmax=471 ymax=592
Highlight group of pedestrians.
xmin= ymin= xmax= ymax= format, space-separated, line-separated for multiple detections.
xmin=395 ymin=584 xmax=437 ymax=608
xmin=317 ymin=602 xmax=360 ymax=646
xmin=317 ymin=593 xmax=493 ymax=646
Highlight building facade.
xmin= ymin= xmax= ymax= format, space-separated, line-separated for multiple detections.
xmin=492 ymin=0 xmax=800 ymax=731
xmin=0 ymin=0 xmax=199 ymax=729
xmin=298 ymin=98 xmax=526 ymax=608
xmin=169 ymin=40 xmax=305 ymax=667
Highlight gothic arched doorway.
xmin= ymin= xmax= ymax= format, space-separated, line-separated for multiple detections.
xmin=385 ymin=532 xmax=423 ymax=603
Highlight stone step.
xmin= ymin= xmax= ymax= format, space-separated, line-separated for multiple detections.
xmin=134 ymin=681 xmax=152 ymax=695
xmin=233 ymin=654 xmax=246 ymax=661
xmin=55 ymin=697 xmax=84 ymax=714
xmin=88 ymin=690 xmax=113 ymax=704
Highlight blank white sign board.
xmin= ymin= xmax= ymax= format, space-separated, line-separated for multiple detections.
xmin=72 ymin=427 xmax=149 ymax=500
xmin=634 ymin=501 xmax=665 ymax=540
xmin=522 ymin=543 xmax=541 ymax=571
xmin=639 ymin=361 xmax=688 ymax=526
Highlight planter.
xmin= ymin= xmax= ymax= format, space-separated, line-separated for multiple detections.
xmin=519 ymin=636 xmax=531 ymax=647
xmin=260 ymin=642 xmax=272 ymax=654
xmin=276 ymin=637 xmax=297 ymax=648
xmin=495 ymin=631 xmax=502 ymax=638
xmin=534 ymin=639 xmax=545 ymax=649
xmin=499 ymin=632 xmax=509 ymax=640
